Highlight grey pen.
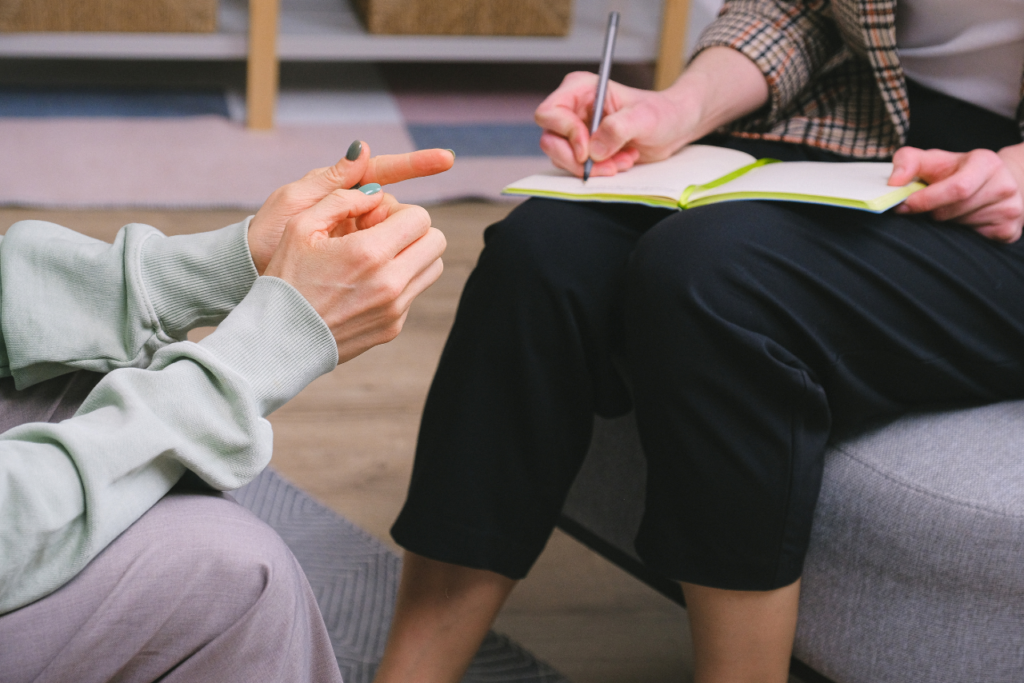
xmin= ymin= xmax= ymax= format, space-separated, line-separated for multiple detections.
xmin=583 ymin=11 xmax=620 ymax=182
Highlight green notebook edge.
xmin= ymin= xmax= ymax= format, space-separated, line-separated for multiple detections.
xmin=684 ymin=181 xmax=927 ymax=213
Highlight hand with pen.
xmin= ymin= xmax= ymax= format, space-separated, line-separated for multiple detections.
xmin=534 ymin=46 xmax=770 ymax=179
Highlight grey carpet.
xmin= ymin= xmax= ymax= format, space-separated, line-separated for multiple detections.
xmin=232 ymin=468 xmax=569 ymax=683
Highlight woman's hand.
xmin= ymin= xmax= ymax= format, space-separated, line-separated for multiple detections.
xmin=264 ymin=187 xmax=446 ymax=364
xmin=248 ymin=142 xmax=455 ymax=273
xmin=890 ymin=143 xmax=1024 ymax=243
xmin=533 ymin=47 xmax=770 ymax=178
xmin=535 ymin=72 xmax=687 ymax=177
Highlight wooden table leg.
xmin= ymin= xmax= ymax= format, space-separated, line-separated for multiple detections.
xmin=654 ymin=0 xmax=690 ymax=91
xmin=247 ymin=0 xmax=280 ymax=130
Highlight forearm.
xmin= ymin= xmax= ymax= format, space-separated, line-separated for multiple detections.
xmin=0 ymin=219 xmax=257 ymax=387
xmin=0 ymin=276 xmax=337 ymax=615
xmin=664 ymin=46 xmax=770 ymax=146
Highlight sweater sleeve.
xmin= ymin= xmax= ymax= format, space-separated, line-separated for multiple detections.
xmin=0 ymin=218 xmax=258 ymax=388
xmin=693 ymin=0 xmax=846 ymax=127
xmin=0 ymin=276 xmax=339 ymax=615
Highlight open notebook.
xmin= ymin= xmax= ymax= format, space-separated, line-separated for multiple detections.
xmin=503 ymin=144 xmax=925 ymax=213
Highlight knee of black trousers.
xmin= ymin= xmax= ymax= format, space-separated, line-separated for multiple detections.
xmin=623 ymin=201 xmax=837 ymax=352
xmin=473 ymin=198 xmax=644 ymax=416
xmin=623 ymin=203 xmax=773 ymax=342
xmin=481 ymin=198 xmax=614 ymax=289
xmin=621 ymin=203 xmax=833 ymax=591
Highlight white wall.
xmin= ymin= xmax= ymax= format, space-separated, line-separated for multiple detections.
xmin=687 ymin=0 xmax=725 ymax=57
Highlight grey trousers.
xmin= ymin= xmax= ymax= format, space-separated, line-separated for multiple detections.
xmin=0 ymin=372 xmax=344 ymax=683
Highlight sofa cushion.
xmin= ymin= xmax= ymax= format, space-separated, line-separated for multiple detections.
xmin=796 ymin=401 xmax=1024 ymax=682
xmin=562 ymin=402 xmax=1024 ymax=682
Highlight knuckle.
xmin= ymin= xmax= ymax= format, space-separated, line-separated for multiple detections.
xmin=330 ymin=187 xmax=354 ymax=201
xmin=322 ymin=165 xmax=346 ymax=185
xmin=352 ymin=241 xmax=388 ymax=268
xmin=564 ymin=71 xmax=593 ymax=85
xmin=1012 ymin=196 xmax=1024 ymax=218
xmin=970 ymin=149 xmax=1000 ymax=167
xmin=277 ymin=184 xmax=302 ymax=205
xmin=947 ymin=176 xmax=972 ymax=200
xmin=995 ymin=176 xmax=1019 ymax=199
xmin=381 ymin=320 xmax=404 ymax=343
xmin=404 ymin=204 xmax=432 ymax=228
xmin=892 ymin=146 xmax=912 ymax=161
xmin=431 ymin=228 xmax=447 ymax=253
xmin=603 ymin=116 xmax=627 ymax=138
xmin=377 ymin=276 xmax=405 ymax=303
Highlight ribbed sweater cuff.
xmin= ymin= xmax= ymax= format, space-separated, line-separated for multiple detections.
xmin=199 ymin=277 xmax=338 ymax=416
xmin=141 ymin=218 xmax=259 ymax=338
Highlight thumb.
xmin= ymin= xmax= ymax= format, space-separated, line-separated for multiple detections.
xmin=892 ymin=147 xmax=963 ymax=186
xmin=313 ymin=140 xmax=371 ymax=193
xmin=889 ymin=146 xmax=923 ymax=186
xmin=589 ymin=107 xmax=642 ymax=162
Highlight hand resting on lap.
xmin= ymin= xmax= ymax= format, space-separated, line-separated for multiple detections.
xmin=891 ymin=143 xmax=1024 ymax=243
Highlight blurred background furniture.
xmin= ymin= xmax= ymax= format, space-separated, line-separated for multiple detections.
xmin=351 ymin=0 xmax=574 ymax=37
xmin=0 ymin=0 xmax=218 ymax=32
xmin=560 ymin=405 xmax=1024 ymax=683
xmin=0 ymin=0 xmax=695 ymax=130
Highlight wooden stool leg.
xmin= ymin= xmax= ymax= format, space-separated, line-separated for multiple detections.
xmin=654 ymin=0 xmax=691 ymax=91
xmin=247 ymin=0 xmax=280 ymax=130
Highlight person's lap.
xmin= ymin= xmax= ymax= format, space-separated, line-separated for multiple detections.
xmin=0 ymin=372 xmax=342 ymax=683
xmin=626 ymin=197 xmax=1024 ymax=587
xmin=0 ymin=473 xmax=343 ymax=683
xmin=394 ymin=137 xmax=1024 ymax=589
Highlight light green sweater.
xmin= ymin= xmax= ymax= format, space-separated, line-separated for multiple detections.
xmin=0 ymin=218 xmax=338 ymax=615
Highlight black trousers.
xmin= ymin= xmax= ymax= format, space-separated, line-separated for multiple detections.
xmin=392 ymin=83 xmax=1024 ymax=590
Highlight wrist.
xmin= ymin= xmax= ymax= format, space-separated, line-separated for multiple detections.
xmin=199 ymin=276 xmax=337 ymax=416
xmin=663 ymin=67 xmax=714 ymax=146
xmin=672 ymin=46 xmax=770 ymax=142
xmin=141 ymin=219 xmax=258 ymax=338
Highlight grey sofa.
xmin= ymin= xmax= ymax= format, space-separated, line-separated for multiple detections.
xmin=559 ymin=404 xmax=1024 ymax=683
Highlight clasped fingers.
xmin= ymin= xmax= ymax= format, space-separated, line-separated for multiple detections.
xmin=323 ymin=225 xmax=445 ymax=363
xmin=266 ymin=196 xmax=443 ymax=364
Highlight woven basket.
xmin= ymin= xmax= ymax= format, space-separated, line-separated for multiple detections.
xmin=0 ymin=0 xmax=217 ymax=32
xmin=353 ymin=0 xmax=573 ymax=36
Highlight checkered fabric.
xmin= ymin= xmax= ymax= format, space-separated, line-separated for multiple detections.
xmin=695 ymin=0 xmax=1024 ymax=159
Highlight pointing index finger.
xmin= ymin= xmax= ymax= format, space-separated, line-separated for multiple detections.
xmin=361 ymin=149 xmax=456 ymax=187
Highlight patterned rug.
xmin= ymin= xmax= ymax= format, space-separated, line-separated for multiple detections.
xmin=232 ymin=468 xmax=569 ymax=683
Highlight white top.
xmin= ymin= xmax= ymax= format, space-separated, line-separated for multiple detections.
xmin=896 ymin=0 xmax=1024 ymax=119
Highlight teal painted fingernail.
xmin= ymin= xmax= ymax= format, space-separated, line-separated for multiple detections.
xmin=446 ymin=148 xmax=456 ymax=160
xmin=346 ymin=140 xmax=363 ymax=161
xmin=359 ymin=183 xmax=381 ymax=195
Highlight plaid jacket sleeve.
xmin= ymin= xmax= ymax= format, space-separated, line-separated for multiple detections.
xmin=693 ymin=0 xmax=909 ymax=158
xmin=694 ymin=0 xmax=844 ymax=124
xmin=694 ymin=0 xmax=1022 ymax=158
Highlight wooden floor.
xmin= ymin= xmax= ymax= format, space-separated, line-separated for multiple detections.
xmin=0 ymin=203 xmax=694 ymax=683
